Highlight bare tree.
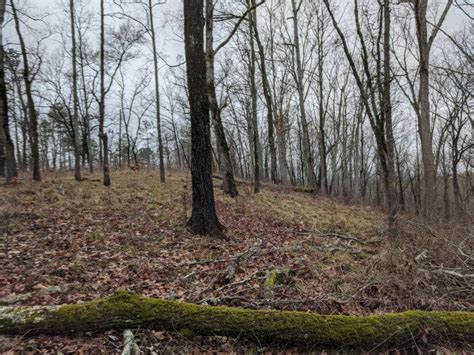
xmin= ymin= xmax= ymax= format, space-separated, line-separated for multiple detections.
xmin=11 ymin=0 xmax=41 ymax=181
xmin=184 ymin=0 xmax=224 ymax=238
xmin=290 ymin=0 xmax=316 ymax=188
xmin=0 ymin=0 xmax=17 ymax=183
xmin=398 ymin=0 xmax=453 ymax=215
xmin=69 ymin=0 xmax=81 ymax=181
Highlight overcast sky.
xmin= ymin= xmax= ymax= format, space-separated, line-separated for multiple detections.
xmin=6 ymin=0 xmax=471 ymax=64
xmin=4 ymin=0 xmax=184 ymax=62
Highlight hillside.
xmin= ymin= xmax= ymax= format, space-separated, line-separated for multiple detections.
xmin=0 ymin=171 xmax=472 ymax=353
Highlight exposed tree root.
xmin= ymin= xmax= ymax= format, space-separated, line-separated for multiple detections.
xmin=0 ymin=291 xmax=472 ymax=349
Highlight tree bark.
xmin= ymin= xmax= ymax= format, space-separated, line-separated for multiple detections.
xmin=0 ymin=292 xmax=472 ymax=349
xmin=184 ymin=0 xmax=224 ymax=238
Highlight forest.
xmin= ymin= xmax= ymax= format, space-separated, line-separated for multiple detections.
xmin=0 ymin=0 xmax=473 ymax=353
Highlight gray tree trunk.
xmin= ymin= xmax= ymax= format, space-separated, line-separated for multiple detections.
xmin=69 ymin=0 xmax=81 ymax=182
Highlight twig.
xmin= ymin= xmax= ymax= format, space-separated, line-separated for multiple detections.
xmin=216 ymin=270 xmax=262 ymax=292
xmin=432 ymin=269 xmax=474 ymax=280
xmin=293 ymin=230 xmax=374 ymax=245
xmin=183 ymin=258 xmax=226 ymax=267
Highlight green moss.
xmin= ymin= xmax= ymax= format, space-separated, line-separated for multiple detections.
xmin=1 ymin=291 xmax=473 ymax=349
xmin=86 ymin=227 xmax=104 ymax=241
xmin=179 ymin=327 xmax=195 ymax=339
xmin=264 ymin=270 xmax=278 ymax=299
xmin=265 ymin=271 xmax=277 ymax=290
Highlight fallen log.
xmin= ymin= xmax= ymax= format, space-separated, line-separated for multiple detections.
xmin=0 ymin=291 xmax=472 ymax=349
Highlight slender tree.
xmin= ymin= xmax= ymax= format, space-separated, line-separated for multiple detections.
xmin=69 ymin=0 xmax=81 ymax=181
xmin=249 ymin=0 xmax=278 ymax=184
xmin=99 ymin=0 xmax=110 ymax=186
xmin=413 ymin=0 xmax=453 ymax=215
xmin=290 ymin=0 xmax=316 ymax=188
xmin=0 ymin=0 xmax=17 ymax=182
xmin=147 ymin=0 xmax=165 ymax=182
xmin=247 ymin=0 xmax=260 ymax=193
xmin=11 ymin=0 xmax=40 ymax=181
xmin=205 ymin=0 xmax=238 ymax=197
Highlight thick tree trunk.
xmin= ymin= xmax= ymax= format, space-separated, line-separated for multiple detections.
xmin=0 ymin=292 xmax=472 ymax=349
xmin=205 ymin=0 xmax=238 ymax=197
xmin=413 ymin=0 xmax=452 ymax=216
xmin=184 ymin=0 xmax=224 ymax=238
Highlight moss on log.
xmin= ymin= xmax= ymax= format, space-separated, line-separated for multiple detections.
xmin=0 ymin=291 xmax=472 ymax=348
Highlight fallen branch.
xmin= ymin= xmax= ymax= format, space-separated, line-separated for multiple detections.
xmin=295 ymin=230 xmax=375 ymax=245
xmin=121 ymin=329 xmax=140 ymax=355
xmin=432 ymin=269 xmax=474 ymax=280
xmin=0 ymin=292 xmax=472 ymax=349
xmin=225 ymin=245 xmax=259 ymax=282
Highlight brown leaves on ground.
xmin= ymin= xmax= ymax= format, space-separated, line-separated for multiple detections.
xmin=0 ymin=170 xmax=472 ymax=353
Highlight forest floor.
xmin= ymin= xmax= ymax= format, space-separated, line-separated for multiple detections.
xmin=0 ymin=170 xmax=472 ymax=353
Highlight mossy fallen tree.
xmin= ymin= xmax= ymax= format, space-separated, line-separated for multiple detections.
xmin=0 ymin=292 xmax=472 ymax=349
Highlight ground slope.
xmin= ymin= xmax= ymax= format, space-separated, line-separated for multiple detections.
xmin=0 ymin=170 xmax=472 ymax=352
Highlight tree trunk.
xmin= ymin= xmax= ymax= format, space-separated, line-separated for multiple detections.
xmin=99 ymin=0 xmax=110 ymax=186
xmin=69 ymin=0 xmax=81 ymax=182
xmin=291 ymin=0 xmax=316 ymax=188
xmin=205 ymin=0 xmax=238 ymax=197
xmin=184 ymin=0 xmax=224 ymax=238
xmin=78 ymin=26 xmax=93 ymax=173
xmin=248 ymin=1 xmax=260 ymax=194
xmin=382 ymin=0 xmax=399 ymax=238
xmin=250 ymin=3 xmax=278 ymax=184
xmin=0 ymin=0 xmax=17 ymax=183
xmin=148 ymin=0 xmax=165 ymax=183
xmin=0 ymin=292 xmax=472 ymax=349
xmin=11 ymin=0 xmax=40 ymax=181
xmin=414 ymin=0 xmax=437 ymax=216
